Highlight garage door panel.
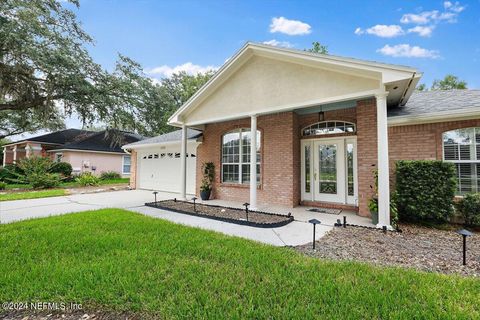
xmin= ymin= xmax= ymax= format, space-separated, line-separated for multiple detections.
xmin=137 ymin=145 xmax=197 ymax=194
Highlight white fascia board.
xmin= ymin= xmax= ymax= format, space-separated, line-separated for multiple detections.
xmin=388 ymin=107 xmax=480 ymax=127
xmin=169 ymin=42 xmax=419 ymax=127
xmin=183 ymin=89 xmax=384 ymax=127
xmin=46 ymin=149 xmax=126 ymax=155
xmin=122 ymin=140 xmax=200 ymax=150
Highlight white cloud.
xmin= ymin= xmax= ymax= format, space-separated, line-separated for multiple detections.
xmin=377 ymin=44 xmax=440 ymax=58
xmin=354 ymin=27 xmax=363 ymax=35
xmin=262 ymin=39 xmax=294 ymax=48
xmin=269 ymin=17 xmax=311 ymax=35
xmin=147 ymin=62 xmax=218 ymax=78
xmin=444 ymin=1 xmax=466 ymax=12
xmin=363 ymin=24 xmax=405 ymax=38
xmin=407 ymin=25 xmax=435 ymax=37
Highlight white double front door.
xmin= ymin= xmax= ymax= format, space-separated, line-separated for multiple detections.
xmin=301 ymin=137 xmax=357 ymax=205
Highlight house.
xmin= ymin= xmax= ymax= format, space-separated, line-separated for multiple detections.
xmin=123 ymin=42 xmax=480 ymax=229
xmin=3 ymin=129 xmax=143 ymax=177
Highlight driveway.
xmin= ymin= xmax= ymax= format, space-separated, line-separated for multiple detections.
xmin=0 ymin=189 xmax=335 ymax=246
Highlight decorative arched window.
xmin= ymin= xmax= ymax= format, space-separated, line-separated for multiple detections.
xmin=221 ymin=129 xmax=261 ymax=184
xmin=302 ymin=121 xmax=355 ymax=137
xmin=443 ymin=127 xmax=480 ymax=194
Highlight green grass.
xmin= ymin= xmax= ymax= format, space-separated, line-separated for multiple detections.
xmin=0 ymin=209 xmax=478 ymax=318
xmin=4 ymin=178 xmax=129 ymax=190
xmin=0 ymin=189 xmax=67 ymax=201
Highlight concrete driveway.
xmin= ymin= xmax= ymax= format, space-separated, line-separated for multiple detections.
xmin=0 ymin=189 xmax=335 ymax=246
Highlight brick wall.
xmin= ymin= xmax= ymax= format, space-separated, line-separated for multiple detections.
xmin=196 ymin=112 xmax=297 ymax=207
xmin=129 ymin=150 xmax=137 ymax=189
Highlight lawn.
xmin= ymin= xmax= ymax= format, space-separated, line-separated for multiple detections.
xmin=0 ymin=189 xmax=67 ymax=201
xmin=0 ymin=209 xmax=479 ymax=319
xmin=4 ymin=178 xmax=130 ymax=190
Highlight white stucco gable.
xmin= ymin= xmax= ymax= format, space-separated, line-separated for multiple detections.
xmin=169 ymin=42 xmax=421 ymax=127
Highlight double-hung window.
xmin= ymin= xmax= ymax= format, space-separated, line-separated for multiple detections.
xmin=443 ymin=127 xmax=480 ymax=194
xmin=221 ymin=129 xmax=261 ymax=184
xmin=122 ymin=155 xmax=131 ymax=174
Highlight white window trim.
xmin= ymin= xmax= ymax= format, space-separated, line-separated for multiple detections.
xmin=442 ymin=127 xmax=480 ymax=194
xmin=302 ymin=120 xmax=356 ymax=137
xmin=55 ymin=152 xmax=63 ymax=163
xmin=122 ymin=155 xmax=131 ymax=175
xmin=221 ymin=128 xmax=261 ymax=184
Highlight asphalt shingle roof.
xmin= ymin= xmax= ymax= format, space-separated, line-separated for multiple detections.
xmin=124 ymin=129 xmax=202 ymax=147
xmin=61 ymin=131 xmax=145 ymax=153
xmin=388 ymin=89 xmax=480 ymax=118
xmin=15 ymin=129 xmax=95 ymax=145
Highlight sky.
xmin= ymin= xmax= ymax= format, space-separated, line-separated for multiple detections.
xmin=16 ymin=0 xmax=480 ymax=138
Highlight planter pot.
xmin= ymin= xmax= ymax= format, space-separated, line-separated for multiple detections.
xmin=200 ymin=189 xmax=211 ymax=201
xmin=370 ymin=210 xmax=379 ymax=225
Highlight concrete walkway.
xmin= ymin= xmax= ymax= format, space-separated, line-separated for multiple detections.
xmin=0 ymin=190 xmax=373 ymax=246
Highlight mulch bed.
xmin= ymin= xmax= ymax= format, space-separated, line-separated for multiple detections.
xmin=0 ymin=310 xmax=147 ymax=320
xmin=296 ymin=224 xmax=480 ymax=277
xmin=145 ymin=199 xmax=293 ymax=228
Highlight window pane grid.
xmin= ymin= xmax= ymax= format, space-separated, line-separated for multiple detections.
xmin=443 ymin=127 xmax=480 ymax=195
xmin=302 ymin=121 xmax=356 ymax=137
xmin=221 ymin=129 xmax=261 ymax=184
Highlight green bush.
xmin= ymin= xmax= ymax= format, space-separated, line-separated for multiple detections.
xmin=100 ymin=171 xmax=121 ymax=180
xmin=0 ymin=164 xmax=24 ymax=182
xmin=395 ymin=160 xmax=457 ymax=223
xmin=75 ymin=172 xmax=100 ymax=186
xmin=9 ymin=157 xmax=61 ymax=189
xmin=456 ymin=193 xmax=480 ymax=227
xmin=51 ymin=161 xmax=73 ymax=177
xmin=0 ymin=181 xmax=6 ymax=190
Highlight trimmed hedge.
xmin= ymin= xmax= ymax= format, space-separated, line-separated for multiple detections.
xmin=456 ymin=193 xmax=480 ymax=227
xmin=51 ymin=161 xmax=73 ymax=177
xmin=395 ymin=160 xmax=457 ymax=223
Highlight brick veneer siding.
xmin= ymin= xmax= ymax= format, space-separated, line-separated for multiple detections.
xmin=196 ymin=112 xmax=298 ymax=207
xmin=129 ymin=150 xmax=137 ymax=189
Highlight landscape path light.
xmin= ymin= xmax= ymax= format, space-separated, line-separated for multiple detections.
xmin=243 ymin=202 xmax=249 ymax=221
xmin=152 ymin=191 xmax=158 ymax=205
xmin=308 ymin=219 xmax=321 ymax=250
xmin=192 ymin=197 xmax=198 ymax=212
xmin=456 ymin=229 xmax=474 ymax=266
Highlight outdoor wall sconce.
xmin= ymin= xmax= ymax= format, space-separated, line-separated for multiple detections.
xmin=152 ymin=191 xmax=158 ymax=205
xmin=308 ymin=219 xmax=321 ymax=250
xmin=456 ymin=229 xmax=474 ymax=266
xmin=243 ymin=202 xmax=249 ymax=221
xmin=192 ymin=197 xmax=197 ymax=212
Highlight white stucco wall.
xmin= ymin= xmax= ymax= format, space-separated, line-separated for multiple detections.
xmin=60 ymin=151 xmax=130 ymax=177
xmin=185 ymin=55 xmax=380 ymax=124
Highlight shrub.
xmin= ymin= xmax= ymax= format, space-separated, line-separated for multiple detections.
xmin=456 ymin=193 xmax=480 ymax=227
xmin=395 ymin=160 xmax=457 ymax=223
xmin=200 ymin=162 xmax=215 ymax=192
xmin=75 ymin=172 xmax=100 ymax=186
xmin=0 ymin=181 xmax=6 ymax=190
xmin=9 ymin=157 xmax=61 ymax=189
xmin=51 ymin=161 xmax=73 ymax=177
xmin=0 ymin=164 xmax=24 ymax=182
xmin=100 ymin=171 xmax=121 ymax=180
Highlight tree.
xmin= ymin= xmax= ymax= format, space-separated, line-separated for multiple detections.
xmin=136 ymin=71 xmax=215 ymax=136
xmin=306 ymin=41 xmax=328 ymax=54
xmin=431 ymin=74 xmax=467 ymax=90
xmin=0 ymin=0 xmax=158 ymax=139
xmin=416 ymin=84 xmax=427 ymax=91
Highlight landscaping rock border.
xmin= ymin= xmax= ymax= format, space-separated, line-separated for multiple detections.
xmin=145 ymin=199 xmax=294 ymax=228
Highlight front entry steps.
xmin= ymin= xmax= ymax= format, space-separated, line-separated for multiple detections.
xmin=307 ymin=208 xmax=342 ymax=215
xmin=301 ymin=200 xmax=358 ymax=212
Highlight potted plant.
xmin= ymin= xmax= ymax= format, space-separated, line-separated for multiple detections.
xmin=200 ymin=162 xmax=215 ymax=200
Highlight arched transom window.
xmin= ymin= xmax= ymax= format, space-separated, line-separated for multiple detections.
xmin=221 ymin=129 xmax=261 ymax=184
xmin=302 ymin=121 xmax=355 ymax=137
xmin=443 ymin=127 xmax=480 ymax=194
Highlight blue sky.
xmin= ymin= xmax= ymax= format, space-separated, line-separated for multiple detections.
xmin=72 ymin=0 xmax=479 ymax=89
xmin=19 ymin=0 xmax=478 ymax=136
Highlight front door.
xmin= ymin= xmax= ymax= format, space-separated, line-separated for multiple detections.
xmin=301 ymin=137 xmax=357 ymax=205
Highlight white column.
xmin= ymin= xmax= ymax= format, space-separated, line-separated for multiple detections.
xmin=376 ymin=92 xmax=392 ymax=229
xmin=12 ymin=145 xmax=17 ymax=164
xmin=180 ymin=124 xmax=187 ymax=200
xmin=2 ymin=147 xmax=7 ymax=167
xmin=249 ymin=115 xmax=257 ymax=210
xmin=25 ymin=144 xmax=32 ymax=158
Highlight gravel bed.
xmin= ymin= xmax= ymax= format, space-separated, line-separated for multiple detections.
xmin=149 ymin=200 xmax=292 ymax=226
xmin=296 ymin=224 xmax=480 ymax=277
xmin=0 ymin=310 xmax=145 ymax=320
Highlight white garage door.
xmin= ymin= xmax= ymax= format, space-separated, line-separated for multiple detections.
xmin=137 ymin=143 xmax=197 ymax=194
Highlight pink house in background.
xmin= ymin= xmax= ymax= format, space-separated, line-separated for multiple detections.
xmin=3 ymin=129 xmax=144 ymax=177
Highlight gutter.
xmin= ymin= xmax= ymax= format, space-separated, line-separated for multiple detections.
xmin=388 ymin=107 xmax=480 ymax=127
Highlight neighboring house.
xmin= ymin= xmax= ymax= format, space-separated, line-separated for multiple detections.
xmin=123 ymin=42 xmax=480 ymax=229
xmin=3 ymin=129 xmax=143 ymax=177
